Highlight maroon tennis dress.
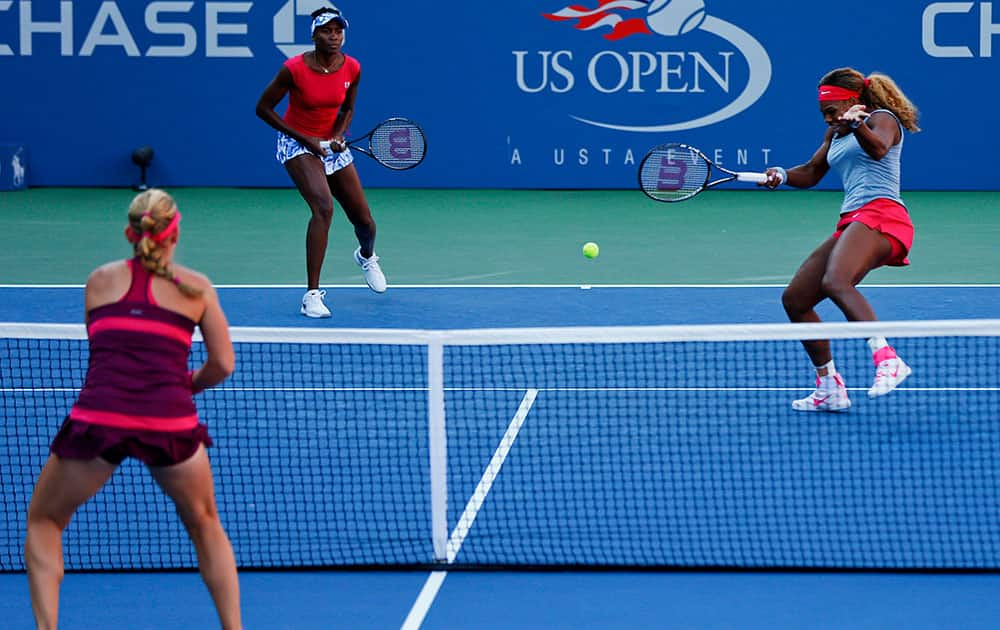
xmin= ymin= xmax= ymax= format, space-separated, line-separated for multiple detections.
xmin=50 ymin=258 xmax=211 ymax=466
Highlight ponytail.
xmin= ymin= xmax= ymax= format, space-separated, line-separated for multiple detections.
xmin=819 ymin=67 xmax=921 ymax=132
xmin=864 ymin=73 xmax=921 ymax=133
xmin=126 ymin=189 xmax=203 ymax=298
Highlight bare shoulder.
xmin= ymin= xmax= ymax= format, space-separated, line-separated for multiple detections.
xmin=866 ymin=110 xmax=899 ymax=128
xmin=173 ymin=264 xmax=215 ymax=293
xmin=84 ymin=260 xmax=131 ymax=311
xmin=86 ymin=260 xmax=128 ymax=288
xmin=868 ymin=109 xmax=896 ymax=121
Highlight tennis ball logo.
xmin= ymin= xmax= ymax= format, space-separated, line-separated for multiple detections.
xmin=646 ymin=0 xmax=706 ymax=36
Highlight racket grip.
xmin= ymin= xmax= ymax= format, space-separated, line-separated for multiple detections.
xmin=319 ymin=139 xmax=345 ymax=151
xmin=736 ymin=172 xmax=769 ymax=184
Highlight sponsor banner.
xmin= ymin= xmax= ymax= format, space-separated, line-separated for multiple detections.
xmin=1 ymin=1 xmax=997 ymax=189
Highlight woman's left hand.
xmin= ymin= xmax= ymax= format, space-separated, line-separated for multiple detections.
xmin=328 ymin=136 xmax=347 ymax=153
xmin=838 ymin=104 xmax=869 ymax=124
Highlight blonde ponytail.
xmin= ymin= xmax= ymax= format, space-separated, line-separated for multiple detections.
xmin=126 ymin=189 xmax=203 ymax=298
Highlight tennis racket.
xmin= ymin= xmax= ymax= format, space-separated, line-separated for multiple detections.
xmin=638 ymin=142 xmax=768 ymax=203
xmin=321 ymin=117 xmax=426 ymax=170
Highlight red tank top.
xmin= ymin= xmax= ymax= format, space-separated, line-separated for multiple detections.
xmin=282 ymin=53 xmax=361 ymax=138
xmin=70 ymin=258 xmax=198 ymax=431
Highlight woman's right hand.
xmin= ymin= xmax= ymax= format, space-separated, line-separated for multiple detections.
xmin=762 ymin=167 xmax=784 ymax=189
xmin=191 ymin=282 xmax=235 ymax=393
xmin=303 ymin=137 xmax=329 ymax=157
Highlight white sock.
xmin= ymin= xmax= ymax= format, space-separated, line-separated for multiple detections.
xmin=815 ymin=360 xmax=840 ymax=390
xmin=814 ymin=359 xmax=836 ymax=376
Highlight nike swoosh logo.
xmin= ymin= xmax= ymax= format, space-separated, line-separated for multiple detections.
xmin=813 ymin=395 xmax=831 ymax=406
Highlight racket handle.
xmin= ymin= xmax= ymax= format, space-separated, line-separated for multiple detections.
xmin=319 ymin=139 xmax=346 ymax=151
xmin=736 ymin=172 xmax=769 ymax=184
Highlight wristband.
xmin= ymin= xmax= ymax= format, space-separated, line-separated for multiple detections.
xmin=773 ymin=167 xmax=788 ymax=185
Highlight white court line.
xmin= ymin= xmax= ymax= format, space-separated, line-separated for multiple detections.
xmin=428 ymin=386 xmax=1000 ymax=393
xmin=3 ymin=283 xmax=1000 ymax=289
xmin=7 ymin=387 xmax=1000 ymax=393
xmin=401 ymin=388 xmax=538 ymax=630
xmin=400 ymin=571 xmax=447 ymax=630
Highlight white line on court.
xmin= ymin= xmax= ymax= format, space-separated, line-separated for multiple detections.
xmin=9 ymin=387 xmax=999 ymax=393
xmin=400 ymin=571 xmax=447 ymax=630
xmin=401 ymin=389 xmax=539 ymax=630
xmin=4 ymin=283 xmax=1000 ymax=289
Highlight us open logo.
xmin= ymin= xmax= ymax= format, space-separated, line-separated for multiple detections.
xmin=515 ymin=0 xmax=772 ymax=132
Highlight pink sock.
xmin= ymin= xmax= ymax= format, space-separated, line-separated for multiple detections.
xmin=872 ymin=346 xmax=897 ymax=364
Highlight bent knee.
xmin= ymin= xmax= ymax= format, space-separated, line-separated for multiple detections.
xmin=27 ymin=508 xmax=72 ymax=532
xmin=781 ymin=287 xmax=806 ymax=316
xmin=305 ymin=198 xmax=334 ymax=221
xmin=310 ymin=207 xmax=334 ymax=224
xmin=820 ymin=274 xmax=855 ymax=298
xmin=176 ymin=502 xmax=221 ymax=536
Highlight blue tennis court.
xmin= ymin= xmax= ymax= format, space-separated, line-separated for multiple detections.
xmin=2 ymin=285 xmax=1000 ymax=628
xmin=6 ymin=0 xmax=1000 ymax=623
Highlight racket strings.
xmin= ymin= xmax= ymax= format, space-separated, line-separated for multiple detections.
xmin=368 ymin=120 xmax=426 ymax=169
xmin=639 ymin=145 xmax=710 ymax=202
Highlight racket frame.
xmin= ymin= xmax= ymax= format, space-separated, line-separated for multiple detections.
xmin=638 ymin=142 xmax=767 ymax=203
xmin=321 ymin=116 xmax=427 ymax=171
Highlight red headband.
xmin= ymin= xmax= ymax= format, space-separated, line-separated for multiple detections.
xmin=126 ymin=210 xmax=182 ymax=244
xmin=818 ymin=85 xmax=860 ymax=101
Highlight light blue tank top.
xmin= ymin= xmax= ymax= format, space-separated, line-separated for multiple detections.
xmin=826 ymin=109 xmax=905 ymax=214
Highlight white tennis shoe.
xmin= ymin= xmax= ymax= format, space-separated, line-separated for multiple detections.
xmin=355 ymin=247 xmax=387 ymax=293
xmin=868 ymin=356 xmax=912 ymax=398
xmin=792 ymin=374 xmax=852 ymax=412
xmin=301 ymin=289 xmax=331 ymax=318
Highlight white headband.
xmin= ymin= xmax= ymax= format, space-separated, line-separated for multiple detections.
xmin=311 ymin=11 xmax=347 ymax=34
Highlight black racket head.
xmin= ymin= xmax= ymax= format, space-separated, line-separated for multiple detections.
xmin=366 ymin=117 xmax=427 ymax=170
xmin=638 ymin=142 xmax=711 ymax=202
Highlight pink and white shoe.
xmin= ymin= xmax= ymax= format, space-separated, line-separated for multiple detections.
xmin=868 ymin=352 xmax=912 ymax=398
xmin=792 ymin=374 xmax=852 ymax=412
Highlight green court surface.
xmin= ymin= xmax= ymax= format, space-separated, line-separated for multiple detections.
xmin=0 ymin=188 xmax=996 ymax=285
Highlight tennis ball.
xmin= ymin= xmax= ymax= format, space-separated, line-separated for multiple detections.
xmin=646 ymin=0 xmax=706 ymax=36
xmin=582 ymin=242 xmax=600 ymax=259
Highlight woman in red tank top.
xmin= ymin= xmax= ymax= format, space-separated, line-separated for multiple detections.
xmin=24 ymin=190 xmax=242 ymax=629
xmin=255 ymin=5 xmax=386 ymax=318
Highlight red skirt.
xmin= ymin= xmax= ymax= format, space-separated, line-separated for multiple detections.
xmin=832 ymin=198 xmax=913 ymax=266
xmin=50 ymin=417 xmax=212 ymax=466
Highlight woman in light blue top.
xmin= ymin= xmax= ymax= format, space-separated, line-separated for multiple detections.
xmin=763 ymin=67 xmax=921 ymax=412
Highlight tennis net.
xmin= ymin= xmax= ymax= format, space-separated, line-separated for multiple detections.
xmin=2 ymin=320 xmax=999 ymax=571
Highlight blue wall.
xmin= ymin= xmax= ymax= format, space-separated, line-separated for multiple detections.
xmin=1 ymin=1 xmax=997 ymax=189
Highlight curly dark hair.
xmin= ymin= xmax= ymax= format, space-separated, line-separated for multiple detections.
xmin=819 ymin=67 xmax=920 ymax=132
